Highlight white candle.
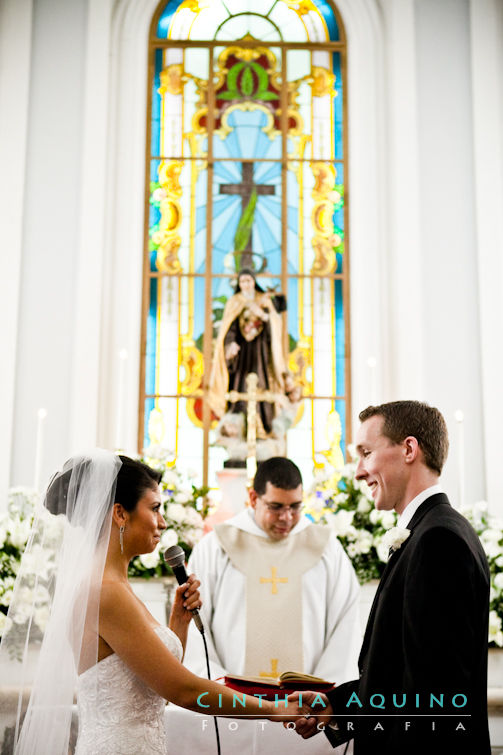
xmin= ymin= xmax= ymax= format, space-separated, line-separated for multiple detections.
xmin=454 ymin=409 xmax=465 ymax=509
xmin=367 ymin=356 xmax=377 ymax=405
xmin=34 ymin=408 xmax=48 ymax=490
xmin=115 ymin=349 xmax=128 ymax=450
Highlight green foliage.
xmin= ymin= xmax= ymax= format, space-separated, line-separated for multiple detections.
xmin=233 ymin=188 xmax=258 ymax=258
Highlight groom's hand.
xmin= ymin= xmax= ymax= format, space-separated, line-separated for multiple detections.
xmin=284 ymin=691 xmax=333 ymax=739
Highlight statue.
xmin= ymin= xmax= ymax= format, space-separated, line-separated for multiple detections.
xmin=208 ymin=268 xmax=288 ymax=439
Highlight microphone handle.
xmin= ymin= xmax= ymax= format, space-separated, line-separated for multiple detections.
xmin=171 ymin=564 xmax=204 ymax=634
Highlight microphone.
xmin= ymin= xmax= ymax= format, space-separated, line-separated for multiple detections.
xmin=164 ymin=545 xmax=204 ymax=634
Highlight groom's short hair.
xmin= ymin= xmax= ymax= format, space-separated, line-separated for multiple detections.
xmin=359 ymin=400 xmax=449 ymax=475
xmin=253 ymin=457 xmax=302 ymax=495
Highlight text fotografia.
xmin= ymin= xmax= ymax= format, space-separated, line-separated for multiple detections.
xmin=199 ymin=720 xmax=470 ymax=734
xmin=196 ymin=692 xmax=469 ymax=710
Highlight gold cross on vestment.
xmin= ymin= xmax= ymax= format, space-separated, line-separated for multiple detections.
xmin=260 ymin=566 xmax=288 ymax=595
xmin=259 ymin=658 xmax=279 ymax=679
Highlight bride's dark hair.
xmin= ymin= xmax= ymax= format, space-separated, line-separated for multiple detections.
xmin=45 ymin=454 xmax=162 ymax=516
xmin=115 ymin=455 xmax=162 ymax=511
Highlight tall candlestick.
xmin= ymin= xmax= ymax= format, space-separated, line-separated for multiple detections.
xmin=367 ymin=356 xmax=377 ymax=405
xmin=115 ymin=349 xmax=128 ymax=450
xmin=34 ymin=408 xmax=48 ymax=490
xmin=454 ymin=409 xmax=465 ymax=509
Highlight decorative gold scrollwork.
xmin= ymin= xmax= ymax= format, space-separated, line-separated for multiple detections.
xmin=180 ymin=336 xmax=204 ymax=396
xmin=154 ymin=160 xmax=184 ymax=274
xmin=311 ymin=67 xmax=336 ymax=98
xmin=159 ymin=64 xmax=185 ymax=96
xmin=311 ymin=162 xmax=338 ymax=274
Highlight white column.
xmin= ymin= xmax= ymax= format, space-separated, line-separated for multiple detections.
xmin=68 ymin=0 xmax=115 ymax=453
xmin=470 ymin=0 xmax=503 ymax=515
xmin=0 ymin=0 xmax=33 ymax=506
xmin=380 ymin=0 xmax=424 ymax=400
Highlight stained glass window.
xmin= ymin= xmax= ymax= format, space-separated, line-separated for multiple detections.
xmin=141 ymin=0 xmax=349 ymax=488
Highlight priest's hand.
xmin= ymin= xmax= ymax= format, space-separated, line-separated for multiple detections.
xmin=283 ymin=691 xmax=334 ymax=738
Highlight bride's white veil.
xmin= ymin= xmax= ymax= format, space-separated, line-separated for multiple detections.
xmin=0 ymin=449 xmax=122 ymax=754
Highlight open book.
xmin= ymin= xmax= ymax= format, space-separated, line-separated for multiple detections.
xmin=224 ymin=671 xmax=335 ymax=699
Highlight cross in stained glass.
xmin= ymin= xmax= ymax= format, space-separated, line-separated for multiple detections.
xmin=219 ymin=162 xmax=275 ymax=269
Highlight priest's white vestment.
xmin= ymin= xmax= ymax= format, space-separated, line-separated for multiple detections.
xmin=184 ymin=509 xmax=361 ymax=684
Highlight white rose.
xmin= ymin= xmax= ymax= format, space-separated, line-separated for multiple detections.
xmin=184 ymin=508 xmax=203 ymax=527
xmin=494 ymin=573 xmax=503 ymax=592
xmin=489 ymin=610 xmax=502 ymax=637
xmin=139 ymin=546 xmax=161 ymax=569
xmin=369 ymin=509 xmax=380 ymax=525
xmin=22 ymin=545 xmax=54 ymax=580
xmin=346 ymin=543 xmax=358 ymax=558
xmin=380 ymin=511 xmax=397 ymax=530
xmin=160 ymin=528 xmax=178 ymax=550
xmin=496 ymin=555 xmax=503 ymax=568
xmin=184 ymin=527 xmax=204 ymax=548
xmin=12 ymin=603 xmax=32 ymax=625
xmin=174 ymin=491 xmax=191 ymax=505
xmin=376 ymin=541 xmax=390 ymax=563
xmin=0 ymin=589 xmax=13 ymax=607
xmin=326 ymin=510 xmax=354 ymax=538
xmin=8 ymin=518 xmax=32 ymax=548
xmin=167 ymin=503 xmax=187 ymax=523
xmin=34 ymin=605 xmax=50 ymax=632
xmin=354 ymin=530 xmax=373 ymax=554
xmin=0 ymin=612 xmax=13 ymax=637
xmin=357 ymin=496 xmax=372 ymax=514
xmin=381 ymin=526 xmax=410 ymax=554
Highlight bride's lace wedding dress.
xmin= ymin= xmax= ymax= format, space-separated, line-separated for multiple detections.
xmin=75 ymin=626 xmax=182 ymax=754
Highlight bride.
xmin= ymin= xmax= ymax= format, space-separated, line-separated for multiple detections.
xmin=0 ymin=451 xmax=301 ymax=754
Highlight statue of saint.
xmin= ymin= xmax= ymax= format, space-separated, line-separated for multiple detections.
xmin=208 ymin=269 xmax=288 ymax=438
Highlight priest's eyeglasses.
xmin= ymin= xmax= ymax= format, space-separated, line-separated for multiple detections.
xmin=262 ymin=501 xmax=303 ymax=514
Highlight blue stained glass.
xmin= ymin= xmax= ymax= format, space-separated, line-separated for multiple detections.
xmin=144 ymin=400 xmax=155 ymax=448
xmin=287 ymin=206 xmax=298 ymax=233
xmin=196 ymin=204 xmax=207 ymax=234
xmin=332 ymin=52 xmax=344 ymax=159
xmin=151 ymin=49 xmax=163 ymax=155
xmin=312 ymin=0 xmax=340 ymax=41
xmin=334 ymin=278 xmax=345 ymax=395
xmin=156 ymin=0 xmax=181 ymax=38
xmin=287 ymin=277 xmax=299 ymax=344
xmin=335 ymin=400 xmax=346 ymax=457
xmin=146 ymin=278 xmax=158 ymax=397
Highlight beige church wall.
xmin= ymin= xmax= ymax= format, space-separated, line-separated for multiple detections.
xmin=0 ymin=0 xmax=501 ymax=519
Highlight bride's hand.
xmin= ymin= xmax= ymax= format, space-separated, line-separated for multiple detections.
xmin=171 ymin=573 xmax=202 ymax=625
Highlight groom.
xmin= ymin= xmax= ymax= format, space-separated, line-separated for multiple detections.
xmin=290 ymin=401 xmax=490 ymax=754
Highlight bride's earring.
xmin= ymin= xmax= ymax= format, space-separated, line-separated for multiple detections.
xmin=119 ymin=525 xmax=125 ymax=555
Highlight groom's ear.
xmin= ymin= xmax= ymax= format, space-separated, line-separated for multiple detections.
xmin=403 ymin=436 xmax=420 ymax=464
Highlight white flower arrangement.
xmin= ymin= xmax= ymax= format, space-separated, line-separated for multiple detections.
xmin=127 ymin=447 xmax=209 ymax=579
xmin=0 ymin=488 xmax=58 ymax=639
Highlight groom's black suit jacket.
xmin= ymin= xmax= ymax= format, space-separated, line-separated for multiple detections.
xmin=325 ymin=493 xmax=490 ymax=754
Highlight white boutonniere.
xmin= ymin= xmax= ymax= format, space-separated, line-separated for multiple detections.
xmin=382 ymin=526 xmax=410 ymax=558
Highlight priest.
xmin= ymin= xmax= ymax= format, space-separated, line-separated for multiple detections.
xmin=184 ymin=456 xmax=361 ymax=697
